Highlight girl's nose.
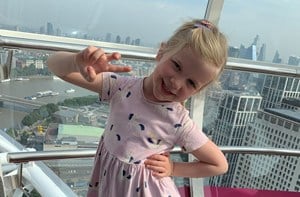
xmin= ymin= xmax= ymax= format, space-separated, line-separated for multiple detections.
xmin=169 ymin=77 xmax=182 ymax=92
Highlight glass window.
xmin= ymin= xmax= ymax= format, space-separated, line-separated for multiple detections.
xmin=0 ymin=0 xmax=208 ymax=48
xmin=238 ymin=98 xmax=246 ymax=111
xmin=220 ymin=0 xmax=300 ymax=66
xmin=278 ymin=77 xmax=286 ymax=90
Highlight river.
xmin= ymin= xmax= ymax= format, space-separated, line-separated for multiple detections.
xmin=0 ymin=76 xmax=97 ymax=129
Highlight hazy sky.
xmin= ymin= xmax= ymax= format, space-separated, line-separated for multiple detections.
xmin=1 ymin=0 xmax=299 ymax=63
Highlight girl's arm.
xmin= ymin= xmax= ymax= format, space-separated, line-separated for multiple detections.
xmin=47 ymin=46 xmax=131 ymax=93
xmin=172 ymin=140 xmax=228 ymax=177
xmin=145 ymin=139 xmax=228 ymax=178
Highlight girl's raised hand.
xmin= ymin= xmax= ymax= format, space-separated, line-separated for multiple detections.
xmin=144 ymin=152 xmax=173 ymax=179
xmin=75 ymin=46 xmax=132 ymax=82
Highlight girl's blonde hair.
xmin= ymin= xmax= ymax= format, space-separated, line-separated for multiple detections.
xmin=162 ymin=19 xmax=228 ymax=80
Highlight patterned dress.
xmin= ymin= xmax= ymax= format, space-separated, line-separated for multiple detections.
xmin=87 ymin=72 xmax=208 ymax=197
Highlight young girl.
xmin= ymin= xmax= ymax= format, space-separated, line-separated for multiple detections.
xmin=47 ymin=19 xmax=228 ymax=197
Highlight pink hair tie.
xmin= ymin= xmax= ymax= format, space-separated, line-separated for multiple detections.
xmin=194 ymin=20 xmax=213 ymax=30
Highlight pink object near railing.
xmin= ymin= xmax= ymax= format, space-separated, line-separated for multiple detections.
xmin=178 ymin=186 xmax=299 ymax=197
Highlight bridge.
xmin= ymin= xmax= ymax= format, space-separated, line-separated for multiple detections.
xmin=0 ymin=94 xmax=46 ymax=108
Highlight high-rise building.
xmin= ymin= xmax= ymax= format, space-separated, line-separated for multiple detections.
xmin=56 ymin=28 xmax=62 ymax=36
xmin=115 ymin=35 xmax=121 ymax=43
xmin=47 ymin=22 xmax=54 ymax=35
xmin=105 ymin=33 xmax=112 ymax=42
xmin=272 ymin=50 xmax=282 ymax=64
xmin=39 ymin=26 xmax=45 ymax=34
xmin=260 ymin=75 xmax=300 ymax=108
xmin=257 ymin=43 xmax=266 ymax=61
xmin=134 ymin=38 xmax=141 ymax=46
xmin=207 ymin=90 xmax=262 ymax=186
xmin=232 ymin=107 xmax=300 ymax=191
xmin=287 ymin=55 xmax=300 ymax=66
xmin=228 ymin=46 xmax=239 ymax=58
xmin=280 ymin=98 xmax=300 ymax=110
xmin=125 ymin=36 xmax=131 ymax=45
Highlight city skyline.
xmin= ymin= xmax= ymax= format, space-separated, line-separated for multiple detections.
xmin=1 ymin=0 xmax=300 ymax=63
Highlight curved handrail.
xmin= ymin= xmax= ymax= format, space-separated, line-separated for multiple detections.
xmin=1 ymin=29 xmax=300 ymax=77
xmin=6 ymin=147 xmax=300 ymax=164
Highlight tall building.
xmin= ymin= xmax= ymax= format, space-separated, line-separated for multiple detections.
xmin=287 ymin=55 xmax=300 ymax=66
xmin=134 ymin=38 xmax=141 ymax=46
xmin=260 ymin=75 xmax=300 ymax=108
xmin=272 ymin=50 xmax=282 ymax=64
xmin=257 ymin=43 xmax=266 ymax=61
xmin=115 ymin=35 xmax=121 ymax=43
xmin=105 ymin=33 xmax=112 ymax=42
xmin=56 ymin=28 xmax=62 ymax=36
xmin=39 ymin=26 xmax=45 ymax=34
xmin=280 ymin=98 xmax=300 ymax=110
xmin=228 ymin=46 xmax=239 ymax=58
xmin=125 ymin=36 xmax=131 ymax=45
xmin=207 ymin=90 xmax=262 ymax=187
xmin=47 ymin=22 xmax=54 ymax=35
xmin=232 ymin=107 xmax=300 ymax=191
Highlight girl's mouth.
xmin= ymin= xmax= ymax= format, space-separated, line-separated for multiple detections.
xmin=161 ymin=80 xmax=174 ymax=95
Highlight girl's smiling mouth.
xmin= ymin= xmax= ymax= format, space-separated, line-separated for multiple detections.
xmin=161 ymin=80 xmax=175 ymax=96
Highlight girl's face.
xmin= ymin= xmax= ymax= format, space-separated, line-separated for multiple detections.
xmin=144 ymin=47 xmax=219 ymax=103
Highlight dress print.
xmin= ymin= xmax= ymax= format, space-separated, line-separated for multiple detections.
xmin=87 ymin=72 xmax=208 ymax=197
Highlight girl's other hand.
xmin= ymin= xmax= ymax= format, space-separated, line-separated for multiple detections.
xmin=144 ymin=152 xmax=173 ymax=179
xmin=75 ymin=46 xmax=132 ymax=82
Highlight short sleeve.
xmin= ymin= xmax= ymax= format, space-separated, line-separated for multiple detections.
xmin=100 ymin=72 xmax=131 ymax=102
xmin=175 ymin=115 xmax=209 ymax=153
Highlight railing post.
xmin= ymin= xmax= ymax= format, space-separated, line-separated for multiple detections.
xmin=188 ymin=90 xmax=207 ymax=197
xmin=18 ymin=163 xmax=23 ymax=189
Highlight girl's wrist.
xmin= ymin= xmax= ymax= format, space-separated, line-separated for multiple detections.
xmin=170 ymin=161 xmax=175 ymax=177
xmin=73 ymin=53 xmax=81 ymax=71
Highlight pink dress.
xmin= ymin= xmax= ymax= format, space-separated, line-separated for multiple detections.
xmin=87 ymin=73 xmax=208 ymax=197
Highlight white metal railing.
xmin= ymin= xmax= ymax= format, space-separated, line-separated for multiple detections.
xmin=1 ymin=29 xmax=300 ymax=77
xmin=5 ymin=147 xmax=300 ymax=164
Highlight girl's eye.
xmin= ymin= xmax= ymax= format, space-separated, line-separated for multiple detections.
xmin=188 ymin=79 xmax=196 ymax=89
xmin=172 ymin=60 xmax=181 ymax=71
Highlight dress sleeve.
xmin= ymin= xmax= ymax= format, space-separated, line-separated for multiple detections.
xmin=99 ymin=72 xmax=128 ymax=102
xmin=175 ymin=113 xmax=209 ymax=153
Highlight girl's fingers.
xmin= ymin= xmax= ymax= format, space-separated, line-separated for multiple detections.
xmin=107 ymin=64 xmax=132 ymax=73
xmin=147 ymin=154 xmax=168 ymax=162
xmin=86 ymin=66 xmax=97 ymax=82
xmin=147 ymin=165 xmax=164 ymax=172
xmin=106 ymin=52 xmax=121 ymax=61
xmin=152 ymin=172 xmax=165 ymax=179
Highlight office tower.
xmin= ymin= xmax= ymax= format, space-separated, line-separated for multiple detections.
xmin=287 ymin=55 xmax=300 ymax=66
xmin=56 ymin=28 xmax=62 ymax=36
xmin=134 ymin=38 xmax=141 ymax=46
xmin=207 ymin=90 xmax=262 ymax=187
xmin=272 ymin=50 xmax=282 ymax=64
xmin=39 ymin=26 xmax=45 ymax=34
xmin=47 ymin=22 xmax=54 ymax=35
xmin=105 ymin=33 xmax=112 ymax=42
xmin=115 ymin=35 xmax=121 ymax=43
xmin=239 ymin=44 xmax=256 ymax=61
xmin=228 ymin=46 xmax=239 ymax=58
xmin=246 ymin=45 xmax=257 ymax=61
xmin=257 ymin=43 xmax=266 ymax=61
xmin=232 ymin=108 xmax=300 ymax=191
xmin=260 ymin=75 xmax=300 ymax=109
xmin=125 ymin=36 xmax=131 ymax=45
xmin=280 ymin=98 xmax=300 ymax=110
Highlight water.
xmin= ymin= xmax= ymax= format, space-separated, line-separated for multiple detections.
xmin=0 ymin=77 xmax=97 ymax=129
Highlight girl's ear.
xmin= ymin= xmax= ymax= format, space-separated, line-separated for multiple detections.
xmin=156 ymin=42 xmax=166 ymax=61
